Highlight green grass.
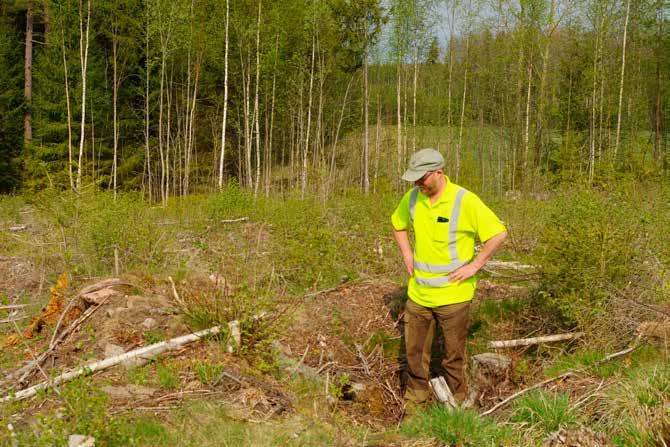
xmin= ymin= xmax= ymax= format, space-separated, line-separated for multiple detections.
xmin=510 ymin=390 xmax=577 ymax=434
xmin=401 ymin=405 xmax=514 ymax=446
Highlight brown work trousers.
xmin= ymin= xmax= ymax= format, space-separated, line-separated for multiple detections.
xmin=403 ymin=299 xmax=470 ymax=404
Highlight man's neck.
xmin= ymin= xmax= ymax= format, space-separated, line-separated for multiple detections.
xmin=428 ymin=176 xmax=447 ymax=203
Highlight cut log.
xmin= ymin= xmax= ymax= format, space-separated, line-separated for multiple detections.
xmin=484 ymin=260 xmax=534 ymax=271
xmin=226 ymin=320 xmax=241 ymax=353
xmin=489 ymin=332 xmax=583 ymax=349
xmin=221 ymin=217 xmax=249 ymax=223
xmin=429 ymin=376 xmax=457 ymax=408
xmin=78 ymin=278 xmax=132 ymax=296
xmin=0 ymin=324 xmax=224 ymax=403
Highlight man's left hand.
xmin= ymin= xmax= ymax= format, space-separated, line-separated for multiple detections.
xmin=448 ymin=262 xmax=481 ymax=284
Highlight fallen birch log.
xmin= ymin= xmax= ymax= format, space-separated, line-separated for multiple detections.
xmin=489 ymin=332 xmax=584 ymax=349
xmin=1 ymin=324 xmax=224 ymax=403
xmin=429 ymin=376 xmax=457 ymax=408
xmin=221 ymin=217 xmax=249 ymax=224
xmin=484 ymin=260 xmax=534 ymax=271
xmin=0 ymin=304 xmax=27 ymax=311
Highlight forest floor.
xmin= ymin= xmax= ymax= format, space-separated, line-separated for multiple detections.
xmin=0 ymin=184 xmax=668 ymax=446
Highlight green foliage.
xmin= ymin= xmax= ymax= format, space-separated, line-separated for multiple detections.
xmin=13 ymin=377 xmax=130 ymax=446
xmin=510 ymin=390 xmax=577 ymax=434
xmin=156 ymin=362 xmax=180 ymax=389
xmin=531 ymin=185 xmax=665 ymax=331
xmin=401 ymin=405 xmax=513 ymax=446
xmin=195 ymin=362 xmax=225 ymax=385
xmin=30 ymin=190 xmax=170 ymax=276
xmin=0 ymin=15 xmax=22 ymax=192
xmin=207 ymin=182 xmax=255 ymax=220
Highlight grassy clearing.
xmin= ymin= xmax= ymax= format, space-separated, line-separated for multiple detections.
xmin=0 ymin=178 xmax=668 ymax=445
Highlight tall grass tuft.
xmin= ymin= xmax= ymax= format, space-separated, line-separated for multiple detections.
xmin=401 ymin=405 xmax=513 ymax=446
xmin=510 ymin=390 xmax=577 ymax=435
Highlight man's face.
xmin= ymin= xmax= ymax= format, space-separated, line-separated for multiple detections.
xmin=414 ymin=170 xmax=442 ymax=195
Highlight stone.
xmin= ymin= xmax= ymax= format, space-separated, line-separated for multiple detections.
xmin=68 ymin=434 xmax=95 ymax=447
xmin=106 ymin=307 xmax=127 ymax=318
xmin=101 ymin=385 xmax=156 ymax=401
xmin=81 ymin=287 xmax=119 ymax=306
xmin=141 ymin=318 xmax=157 ymax=330
xmin=122 ymin=356 xmax=150 ymax=370
xmin=472 ymin=353 xmax=512 ymax=371
xmin=103 ymin=343 xmax=125 ymax=358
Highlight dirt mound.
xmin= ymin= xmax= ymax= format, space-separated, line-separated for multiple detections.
xmin=282 ymin=280 xmax=407 ymax=424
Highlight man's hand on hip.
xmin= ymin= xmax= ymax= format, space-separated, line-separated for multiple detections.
xmin=448 ymin=262 xmax=481 ymax=284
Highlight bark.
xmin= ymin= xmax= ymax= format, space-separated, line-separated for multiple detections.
xmin=523 ymin=63 xmax=532 ymax=177
xmin=112 ymin=27 xmax=119 ymax=199
xmin=62 ymin=31 xmax=74 ymax=190
xmin=24 ymin=1 xmax=33 ymax=145
xmin=253 ymin=0 xmax=262 ymax=197
xmin=429 ymin=376 xmax=457 ymax=408
xmin=1 ymin=325 xmax=227 ymax=403
xmin=373 ymin=95 xmax=381 ymax=194
xmin=76 ymin=0 xmax=91 ymax=190
xmin=654 ymin=0 xmax=663 ymax=163
xmin=327 ymin=75 xmax=354 ymax=197
xmin=302 ymin=30 xmax=316 ymax=198
xmin=457 ymin=38 xmax=469 ymax=183
xmin=218 ymin=0 xmax=230 ymax=189
xmin=363 ymin=50 xmax=369 ymax=194
xmin=613 ymin=0 xmax=631 ymax=161
xmin=396 ymin=52 xmax=402 ymax=189
xmin=489 ymin=332 xmax=584 ymax=349
xmin=144 ymin=1 xmax=152 ymax=202
xmin=412 ymin=45 xmax=418 ymax=153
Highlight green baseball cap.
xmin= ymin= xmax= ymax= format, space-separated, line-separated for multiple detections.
xmin=401 ymin=148 xmax=445 ymax=182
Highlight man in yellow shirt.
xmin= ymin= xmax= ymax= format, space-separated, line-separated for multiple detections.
xmin=391 ymin=148 xmax=507 ymax=406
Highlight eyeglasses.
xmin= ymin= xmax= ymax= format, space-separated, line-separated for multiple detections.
xmin=415 ymin=171 xmax=434 ymax=185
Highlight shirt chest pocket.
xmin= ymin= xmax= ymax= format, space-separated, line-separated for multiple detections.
xmin=431 ymin=216 xmax=451 ymax=242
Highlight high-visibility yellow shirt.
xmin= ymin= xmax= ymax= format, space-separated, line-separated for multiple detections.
xmin=391 ymin=176 xmax=506 ymax=307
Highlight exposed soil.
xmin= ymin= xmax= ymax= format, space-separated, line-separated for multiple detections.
xmin=1 ymin=274 xmax=522 ymax=434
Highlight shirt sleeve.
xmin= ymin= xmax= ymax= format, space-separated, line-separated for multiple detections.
xmin=464 ymin=193 xmax=506 ymax=243
xmin=391 ymin=190 xmax=412 ymax=231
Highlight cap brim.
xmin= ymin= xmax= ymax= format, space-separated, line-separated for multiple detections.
xmin=401 ymin=169 xmax=427 ymax=182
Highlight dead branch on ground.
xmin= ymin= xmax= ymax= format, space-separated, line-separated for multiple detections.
xmin=0 ymin=324 xmax=225 ymax=403
xmin=489 ymin=332 xmax=584 ymax=349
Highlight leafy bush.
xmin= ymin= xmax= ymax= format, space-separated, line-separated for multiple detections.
xmin=531 ymin=185 xmax=665 ymax=333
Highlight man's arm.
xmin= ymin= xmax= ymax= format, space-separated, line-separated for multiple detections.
xmin=448 ymin=231 xmax=507 ymax=284
xmin=392 ymin=227 xmax=414 ymax=276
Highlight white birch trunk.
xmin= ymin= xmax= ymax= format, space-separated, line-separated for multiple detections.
xmin=253 ymin=0 xmax=262 ymax=197
xmin=302 ymin=31 xmax=316 ymax=198
xmin=62 ymin=31 xmax=74 ymax=191
xmin=614 ymin=0 xmax=631 ymax=160
xmin=76 ymin=0 xmax=91 ymax=190
xmin=218 ymin=0 xmax=230 ymax=189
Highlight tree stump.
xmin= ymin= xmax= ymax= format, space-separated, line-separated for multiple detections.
xmin=470 ymin=353 xmax=514 ymax=408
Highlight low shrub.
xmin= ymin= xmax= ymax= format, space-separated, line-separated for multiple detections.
xmin=531 ymin=184 xmax=667 ymax=338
